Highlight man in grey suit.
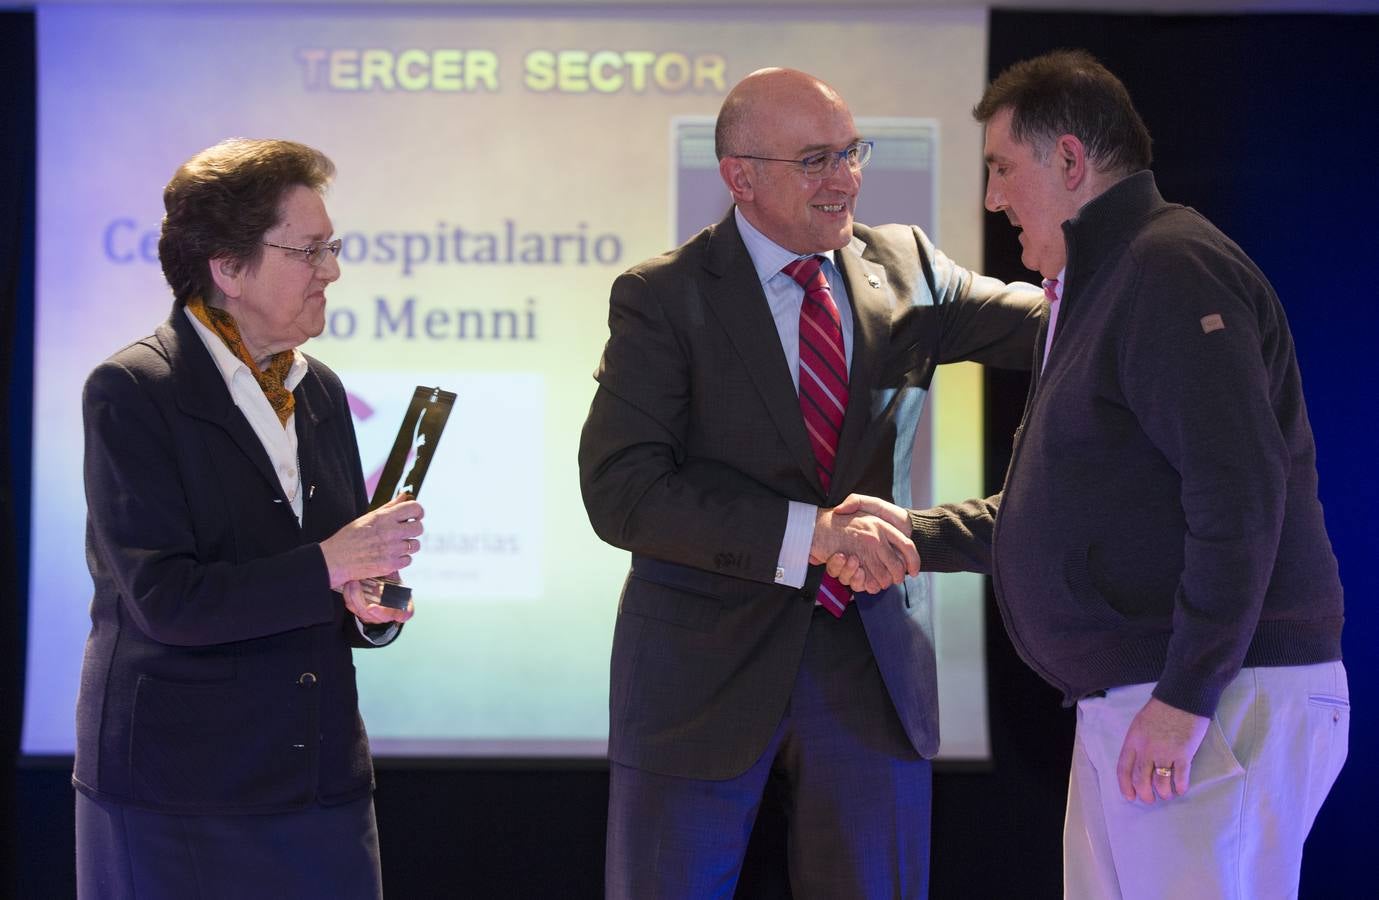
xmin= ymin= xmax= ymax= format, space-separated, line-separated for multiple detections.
xmin=579 ymin=67 xmax=1041 ymax=898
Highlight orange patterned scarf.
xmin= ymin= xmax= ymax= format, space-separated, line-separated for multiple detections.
xmin=187 ymin=296 xmax=296 ymax=426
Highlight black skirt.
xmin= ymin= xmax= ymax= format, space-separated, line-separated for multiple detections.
xmin=75 ymin=790 xmax=383 ymax=899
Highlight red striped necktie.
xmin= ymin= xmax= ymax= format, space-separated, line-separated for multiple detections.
xmin=782 ymin=255 xmax=852 ymax=618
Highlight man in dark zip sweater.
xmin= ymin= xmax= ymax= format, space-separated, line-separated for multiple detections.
xmin=831 ymin=50 xmax=1347 ymax=899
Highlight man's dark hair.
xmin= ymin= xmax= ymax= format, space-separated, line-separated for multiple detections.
xmin=973 ymin=49 xmax=1152 ymax=174
xmin=159 ymin=138 xmax=335 ymax=305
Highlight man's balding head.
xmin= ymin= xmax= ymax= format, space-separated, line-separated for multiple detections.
xmin=715 ymin=68 xmax=848 ymax=161
xmin=715 ymin=68 xmax=862 ymax=255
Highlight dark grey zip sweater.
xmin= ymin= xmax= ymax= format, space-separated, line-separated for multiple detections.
xmin=913 ymin=171 xmax=1343 ymax=717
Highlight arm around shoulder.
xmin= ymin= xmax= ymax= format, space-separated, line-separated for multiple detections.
xmin=914 ymin=226 xmax=1043 ymax=370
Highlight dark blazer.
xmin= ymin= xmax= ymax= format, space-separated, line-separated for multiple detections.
xmin=579 ymin=213 xmax=1041 ymax=780
xmin=74 ymin=307 xmax=391 ymax=815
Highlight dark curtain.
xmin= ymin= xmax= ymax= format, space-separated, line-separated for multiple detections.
xmin=1 ymin=10 xmax=36 ymax=900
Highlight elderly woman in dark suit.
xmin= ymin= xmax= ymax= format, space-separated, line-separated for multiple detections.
xmin=74 ymin=139 xmax=422 ymax=899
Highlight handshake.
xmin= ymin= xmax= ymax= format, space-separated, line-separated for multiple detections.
xmin=808 ymin=494 xmax=918 ymax=595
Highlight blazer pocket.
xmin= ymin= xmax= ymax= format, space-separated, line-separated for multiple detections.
xmin=129 ymin=675 xmax=311 ymax=810
xmin=622 ymin=574 xmax=722 ymax=633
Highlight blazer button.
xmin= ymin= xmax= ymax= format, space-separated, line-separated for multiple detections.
xmin=297 ymin=672 xmax=318 ymax=687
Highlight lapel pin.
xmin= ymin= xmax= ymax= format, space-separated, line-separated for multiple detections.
xmin=866 ymin=274 xmax=881 ymax=289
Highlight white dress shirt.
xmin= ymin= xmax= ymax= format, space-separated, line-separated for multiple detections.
xmin=733 ymin=209 xmax=856 ymax=589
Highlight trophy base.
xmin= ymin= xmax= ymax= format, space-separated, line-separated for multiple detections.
xmin=378 ymin=580 xmax=412 ymax=610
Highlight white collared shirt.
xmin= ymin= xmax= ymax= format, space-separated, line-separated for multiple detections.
xmin=185 ymin=306 xmax=309 ymax=523
xmin=733 ymin=209 xmax=856 ymax=589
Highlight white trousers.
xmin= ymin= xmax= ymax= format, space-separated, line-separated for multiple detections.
xmin=1063 ymin=661 xmax=1349 ymax=900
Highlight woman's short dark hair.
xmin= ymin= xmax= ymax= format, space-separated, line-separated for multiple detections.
xmin=973 ymin=49 xmax=1152 ymax=175
xmin=158 ymin=138 xmax=335 ymax=305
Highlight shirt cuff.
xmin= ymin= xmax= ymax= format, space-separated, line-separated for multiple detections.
xmin=775 ymin=501 xmax=817 ymax=588
xmin=356 ymin=618 xmax=399 ymax=646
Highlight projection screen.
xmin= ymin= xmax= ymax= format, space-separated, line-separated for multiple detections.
xmin=25 ymin=2 xmax=994 ymax=759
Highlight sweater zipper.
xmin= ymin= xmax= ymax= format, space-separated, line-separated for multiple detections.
xmin=991 ymin=359 xmax=1072 ymax=697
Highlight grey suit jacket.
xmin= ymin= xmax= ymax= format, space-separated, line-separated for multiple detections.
xmin=579 ymin=212 xmax=1040 ymax=779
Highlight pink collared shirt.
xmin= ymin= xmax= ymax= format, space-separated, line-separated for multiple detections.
xmin=1041 ymin=269 xmax=1065 ymax=374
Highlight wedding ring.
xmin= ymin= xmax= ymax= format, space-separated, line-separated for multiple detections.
xmin=1153 ymin=766 xmax=1174 ymax=778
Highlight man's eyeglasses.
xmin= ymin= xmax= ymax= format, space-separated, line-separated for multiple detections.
xmin=262 ymin=238 xmax=343 ymax=268
xmin=733 ymin=141 xmax=874 ymax=179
